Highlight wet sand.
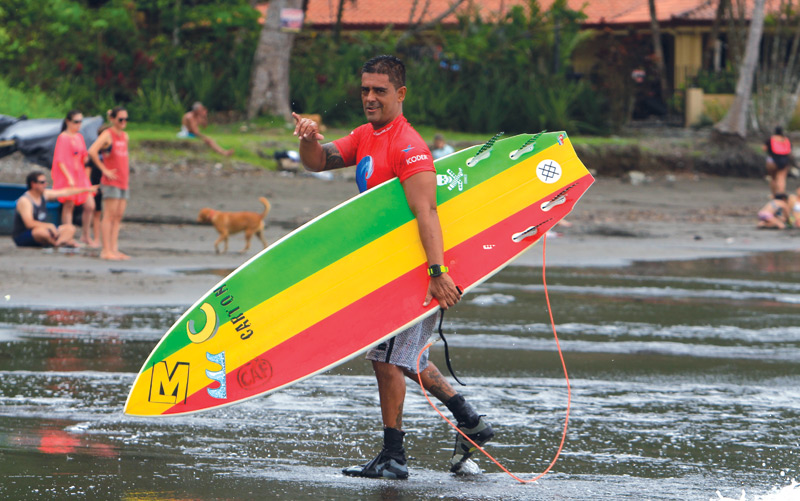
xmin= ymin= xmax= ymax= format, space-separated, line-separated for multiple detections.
xmin=2 ymin=155 xmax=799 ymax=307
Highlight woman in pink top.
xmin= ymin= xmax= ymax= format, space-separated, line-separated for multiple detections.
xmin=88 ymin=107 xmax=130 ymax=260
xmin=52 ymin=110 xmax=97 ymax=247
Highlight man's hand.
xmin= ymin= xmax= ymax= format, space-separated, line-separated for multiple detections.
xmin=423 ymin=273 xmax=461 ymax=310
xmin=292 ymin=112 xmax=325 ymax=142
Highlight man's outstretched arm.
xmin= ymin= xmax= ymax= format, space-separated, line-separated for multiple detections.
xmin=292 ymin=112 xmax=345 ymax=172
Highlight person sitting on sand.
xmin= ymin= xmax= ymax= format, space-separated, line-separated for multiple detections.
xmin=757 ymin=193 xmax=789 ymax=229
xmin=788 ymin=187 xmax=800 ymax=228
xmin=12 ymin=171 xmax=97 ymax=248
xmin=431 ymin=133 xmax=454 ymax=160
xmin=178 ymin=102 xmax=234 ymax=157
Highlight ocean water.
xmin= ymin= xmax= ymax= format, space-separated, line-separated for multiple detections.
xmin=1 ymin=252 xmax=799 ymax=500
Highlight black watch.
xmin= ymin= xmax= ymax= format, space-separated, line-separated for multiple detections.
xmin=427 ymin=264 xmax=449 ymax=277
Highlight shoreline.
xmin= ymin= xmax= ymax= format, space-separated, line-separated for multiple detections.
xmin=2 ymin=154 xmax=799 ymax=308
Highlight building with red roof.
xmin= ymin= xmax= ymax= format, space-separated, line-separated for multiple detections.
xmin=258 ymin=1 xmax=774 ymax=94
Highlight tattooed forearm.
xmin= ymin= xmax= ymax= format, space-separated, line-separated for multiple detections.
xmin=322 ymin=143 xmax=345 ymax=171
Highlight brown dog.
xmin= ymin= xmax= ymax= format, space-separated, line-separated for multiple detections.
xmin=197 ymin=197 xmax=271 ymax=254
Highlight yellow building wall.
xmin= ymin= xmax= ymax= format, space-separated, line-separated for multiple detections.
xmin=673 ymin=30 xmax=703 ymax=89
xmin=685 ymin=90 xmax=800 ymax=128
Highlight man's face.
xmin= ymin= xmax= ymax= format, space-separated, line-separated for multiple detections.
xmin=32 ymin=177 xmax=47 ymax=193
xmin=361 ymin=72 xmax=406 ymax=129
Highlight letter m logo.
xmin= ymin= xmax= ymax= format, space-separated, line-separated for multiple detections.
xmin=148 ymin=361 xmax=190 ymax=405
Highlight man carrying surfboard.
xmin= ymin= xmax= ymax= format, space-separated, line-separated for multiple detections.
xmin=293 ymin=55 xmax=494 ymax=479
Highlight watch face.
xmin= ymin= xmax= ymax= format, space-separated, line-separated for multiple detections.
xmin=428 ymin=265 xmax=443 ymax=277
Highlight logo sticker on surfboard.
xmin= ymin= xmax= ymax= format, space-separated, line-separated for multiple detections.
xmin=437 ymin=168 xmax=467 ymax=191
xmin=536 ymin=159 xmax=562 ymax=184
xmin=148 ymin=361 xmax=190 ymax=405
xmin=206 ymin=351 xmax=227 ymax=399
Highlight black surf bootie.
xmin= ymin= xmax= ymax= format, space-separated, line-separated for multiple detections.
xmin=450 ymin=416 xmax=495 ymax=472
xmin=342 ymin=427 xmax=408 ymax=479
xmin=342 ymin=447 xmax=408 ymax=479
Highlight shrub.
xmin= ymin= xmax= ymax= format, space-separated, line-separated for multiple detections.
xmin=290 ymin=0 xmax=606 ymax=134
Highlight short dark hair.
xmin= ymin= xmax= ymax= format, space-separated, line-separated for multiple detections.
xmin=362 ymin=55 xmax=406 ymax=89
xmin=26 ymin=171 xmax=46 ymax=189
xmin=775 ymin=126 xmax=784 ymax=136
xmin=775 ymin=192 xmax=788 ymax=201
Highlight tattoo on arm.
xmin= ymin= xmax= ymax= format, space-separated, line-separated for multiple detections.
xmin=322 ymin=143 xmax=344 ymax=171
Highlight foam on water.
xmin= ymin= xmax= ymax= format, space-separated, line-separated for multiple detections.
xmin=713 ymin=480 xmax=799 ymax=501
xmin=484 ymin=281 xmax=800 ymax=305
xmin=1 ymin=255 xmax=800 ymax=499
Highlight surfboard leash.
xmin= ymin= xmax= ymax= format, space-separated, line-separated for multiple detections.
xmin=416 ymin=232 xmax=572 ymax=483
xmin=436 ymin=297 xmax=466 ymax=387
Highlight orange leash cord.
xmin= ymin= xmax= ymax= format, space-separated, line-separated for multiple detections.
xmin=416 ymin=232 xmax=572 ymax=483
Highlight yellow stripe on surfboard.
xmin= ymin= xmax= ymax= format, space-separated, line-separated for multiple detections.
xmin=125 ymin=139 xmax=583 ymax=415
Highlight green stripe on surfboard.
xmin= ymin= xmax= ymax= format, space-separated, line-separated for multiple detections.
xmin=141 ymin=132 xmax=562 ymax=369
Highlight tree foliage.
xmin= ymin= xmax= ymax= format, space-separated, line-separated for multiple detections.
xmin=291 ymin=0 xmax=605 ymax=133
xmin=0 ymin=0 xmax=259 ymax=121
xmin=753 ymin=1 xmax=800 ymax=133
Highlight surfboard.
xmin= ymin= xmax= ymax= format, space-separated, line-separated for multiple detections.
xmin=124 ymin=131 xmax=594 ymax=417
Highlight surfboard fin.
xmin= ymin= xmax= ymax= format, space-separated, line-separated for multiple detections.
xmin=509 ymin=130 xmax=547 ymax=160
xmin=541 ymin=183 xmax=578 ymax=212
xmin=511 ymin=219 xmax=552 ymax=242
xmin=466 ymin=132 xmax=504 ymax=167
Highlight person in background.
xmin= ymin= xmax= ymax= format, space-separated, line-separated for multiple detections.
xmin=178 ymin=102 xmax=234 ymax=157
xmin=764 ymin=126 xmax=793 ymax=197
xmin=84 ymin=124 xmax=110 ymax=248
xmin=12 ymin=171 xmax=97 ymax=248
xmin=51 ymin=109 xmax=96 ymax=247
xmin=431 ymin=133 xmax=455 ymax=160
xmin=89 ymin=107 xmax=130 ymax=260
xmin=756 ymin=193 xmax=789 ymax=229
xmin=788 ymin=187 xmax=800 ymax=228
xmin=293 ymin=55 xmax=494 ymax=480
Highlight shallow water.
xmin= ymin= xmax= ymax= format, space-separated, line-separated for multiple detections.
xmin=1 ymin=252 xmax=800 ymax=500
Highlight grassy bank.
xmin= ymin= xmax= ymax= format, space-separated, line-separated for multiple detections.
xmin=126 ymin=120 xmax=496 ymax=170
xmin=0 ymin=79 xmax=72 ymax=119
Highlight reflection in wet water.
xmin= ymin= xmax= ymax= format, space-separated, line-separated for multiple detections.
xmin=1 ymin=252 xmax=799 ymax=499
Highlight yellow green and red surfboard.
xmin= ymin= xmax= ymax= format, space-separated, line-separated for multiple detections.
xmin=124 ymin=131 xmax=593 ymax=416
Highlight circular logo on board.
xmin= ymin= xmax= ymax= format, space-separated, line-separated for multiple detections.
xmin=236 ymin=356 xmax=273 ymax=391
xmin=536 ymin=159 xmax=562 ymax=184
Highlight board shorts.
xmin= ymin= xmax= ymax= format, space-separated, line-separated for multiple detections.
xmin=102 ymin=184 xmax=129 ymax=200
xmin=365 ymin=314 xmax=438 ymax=374
xmin=177 ymin=126 xmax=197 ymax=139
xmin=13 ymin=230 xmax=43 ymax=248
xmin=768 ymin=155 xmax=791 ymax=169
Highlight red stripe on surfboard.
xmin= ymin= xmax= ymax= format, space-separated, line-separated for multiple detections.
xmin=163 ymin=174 xmax=593 ymax=414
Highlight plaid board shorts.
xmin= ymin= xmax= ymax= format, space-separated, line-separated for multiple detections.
xmin=365 ymin=314 xmax=438 ymax=374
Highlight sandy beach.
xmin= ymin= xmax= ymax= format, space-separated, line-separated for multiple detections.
xmin=2 ymin=152 xmax=799 ymax=308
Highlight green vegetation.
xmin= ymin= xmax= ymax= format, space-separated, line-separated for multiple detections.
xmin=124 ymin=119 xmax=496 ymax=170
xmin=0 ymin=0 xmax=259 ymax=119
xmin=1 ymin=0 xmax=612 ymax=135
xmin=0 ymin=78 xmax=71 ymax=118
xmin=691 ymin=69 xmax=738 ymax=94
xmin=291 ymin=0 xmax=606 ymax=134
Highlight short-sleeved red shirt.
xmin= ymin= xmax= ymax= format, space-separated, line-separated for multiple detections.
xmin=333 ymin=114 xmax=435 ymax=193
